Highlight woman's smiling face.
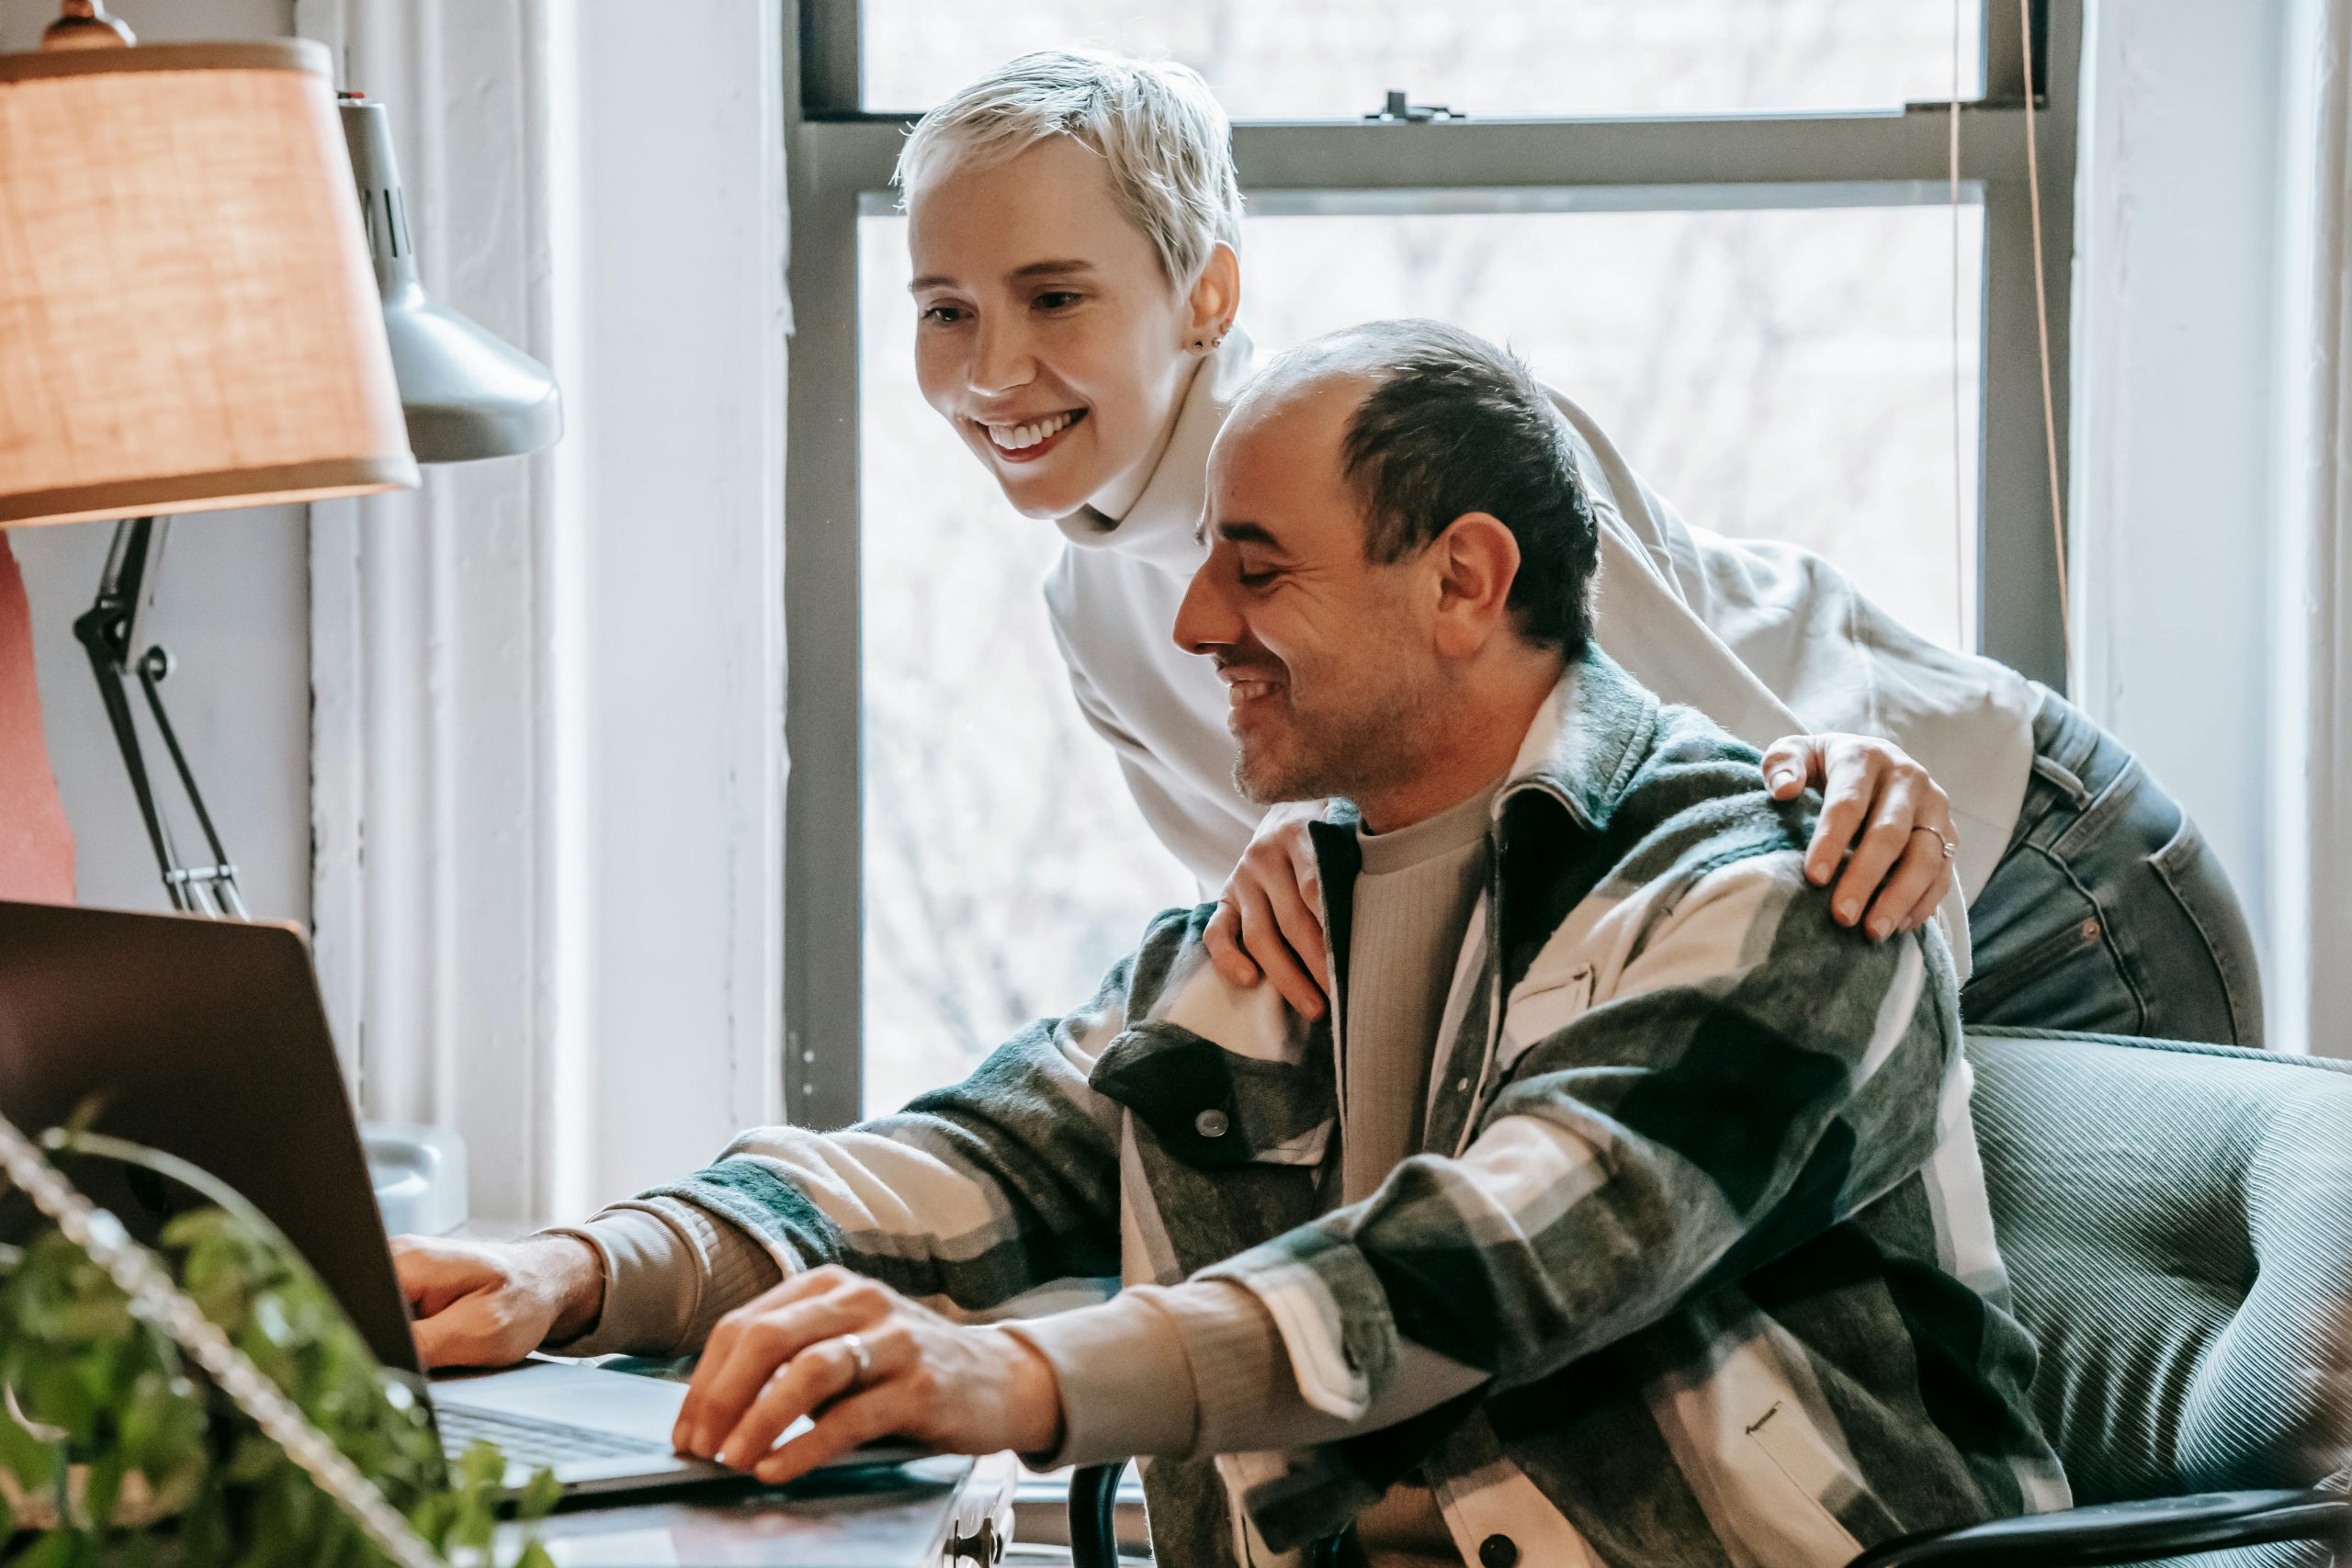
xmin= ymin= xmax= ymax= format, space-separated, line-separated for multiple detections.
xmin=906 ymin=135 xmax=1233 ymax=521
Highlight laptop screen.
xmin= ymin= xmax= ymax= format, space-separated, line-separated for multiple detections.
xmin=0 ymin=900 xmax=422 ymax=1376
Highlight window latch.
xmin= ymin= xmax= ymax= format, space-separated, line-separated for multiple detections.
xmin=1365 ymin=90 xmax=1459 ymax=124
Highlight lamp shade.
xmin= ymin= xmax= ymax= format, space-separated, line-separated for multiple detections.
xmin=0 ymin=39 xmax=417 ymax=529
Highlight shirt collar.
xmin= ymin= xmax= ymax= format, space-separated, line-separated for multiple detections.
xmin=1052 ymin=326 xmax=1257 ymax=577
xmin=1314 ymin=649 xmax=1659 ymax=846
xmin=1497 ymin=648 xmax=1660 ymax=835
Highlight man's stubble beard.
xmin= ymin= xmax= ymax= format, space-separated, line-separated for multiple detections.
xmin=1230 ymin=657 xmax=1452 ymax=808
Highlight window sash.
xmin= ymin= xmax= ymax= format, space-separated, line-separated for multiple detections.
xmin=804 ymin=0 xmax=2055 ymax=121
xmin=783 ymin=0 xmax=2077 ymax=1127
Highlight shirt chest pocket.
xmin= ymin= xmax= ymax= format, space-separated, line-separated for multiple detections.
xmin=1498 ymin=963 xmax=1595 ymax=1073
xmin=1090 ymin=1021 xmax=1336 ymax=1170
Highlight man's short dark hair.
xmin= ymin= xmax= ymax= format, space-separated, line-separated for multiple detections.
xmin=1330 ymin=320 xmax=1600 ymax=658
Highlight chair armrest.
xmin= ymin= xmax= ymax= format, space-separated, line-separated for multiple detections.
xmin=1069 ymin=1462 xmax=1129 ymax=1568
xmin=1845 ymin=1488 xmax=2348 ymax=1568
xmin=1066 ymin=1462 xmax=1348 ymax=1567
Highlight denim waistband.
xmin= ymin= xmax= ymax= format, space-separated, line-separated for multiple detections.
xmin=2025 ymin=684 xmax=2132 ymax=810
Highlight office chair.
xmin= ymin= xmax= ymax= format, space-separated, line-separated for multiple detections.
xmin=1069 ymin=1029 xmax=2352 ymax=1567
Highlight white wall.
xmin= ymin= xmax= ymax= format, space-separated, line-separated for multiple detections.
xmin=567 ymin=3 xmax=791 ymax=1208
xmin=2071 ymin=0 xmax=2298 ymax=982
xmin=1 ymin=0 xmax=312 ymax=928
xmin=304 ymin=0 xmax=788 ymax=1224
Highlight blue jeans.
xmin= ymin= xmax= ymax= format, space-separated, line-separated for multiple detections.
xmin=1960 ymin=689 xmax=2265 ymax=1047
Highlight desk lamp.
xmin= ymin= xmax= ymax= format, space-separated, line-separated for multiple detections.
xmin=1 ymin=11 xmax=415 ymax=914
xmin=2 ymin=4 xmax=562 ymax=918
xmin=0 ymin=2 xmax=562 ymax=1230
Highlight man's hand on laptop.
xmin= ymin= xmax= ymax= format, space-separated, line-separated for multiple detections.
xmin=673 ymin=1265 xmax=1062 ymax=1483
xmin=391 ymin=1234 xmax=605 ymax=1369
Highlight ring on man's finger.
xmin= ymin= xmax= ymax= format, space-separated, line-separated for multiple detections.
xmin=1909 ymin=825 xmax=1958 ymax=861
xmin=838 ymin=1331 xmax=873 ymax=1389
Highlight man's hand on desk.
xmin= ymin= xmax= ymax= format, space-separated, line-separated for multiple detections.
xmin=674 ymin=1265 xmax=1063 ymax=1484
xmin=391 ymin=1234 xmax=605 ymax=1369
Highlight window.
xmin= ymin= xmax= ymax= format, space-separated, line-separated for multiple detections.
xmin=794 ymin=0 xmax=2078 ymax=1125
xmin=860 ymin=1 xmax=1984 ymax=118
xmin=1238 ymin=200 xmax=1986 ymax=648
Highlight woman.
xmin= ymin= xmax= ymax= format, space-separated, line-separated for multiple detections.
xmin=896 ymin=50 xmax=2262 ymax=1044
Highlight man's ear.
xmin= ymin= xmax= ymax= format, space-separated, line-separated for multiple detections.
xmin=1429 ymin=513 xmax=1522 ymax=660
xmin=1185 ymin=241 xmax=1241 ymax=346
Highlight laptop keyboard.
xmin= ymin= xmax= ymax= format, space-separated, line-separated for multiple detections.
xmin=437 ymin=1404 xmax=674 ymax=1468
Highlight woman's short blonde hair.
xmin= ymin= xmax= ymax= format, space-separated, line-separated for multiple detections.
xmin=894 ymin=50 xmax=1244 ymax=288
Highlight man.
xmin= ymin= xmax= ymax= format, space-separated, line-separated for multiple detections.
xmin=398 ymin=321 xmax=2064 ymax=1568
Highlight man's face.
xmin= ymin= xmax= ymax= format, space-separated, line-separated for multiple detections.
xmin=906 ymin=137 xmax=1201 ymax=521
xmin=1173 ymin=379 xmax=1443 ymax=806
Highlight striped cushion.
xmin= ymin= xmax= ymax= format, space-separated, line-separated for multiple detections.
xmin=1970 ymin=1030 xmax=2352 ymax=1513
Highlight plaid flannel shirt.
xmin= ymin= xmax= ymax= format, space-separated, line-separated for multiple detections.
xmin=646 ymin=650 xmax=2066 ymax=1567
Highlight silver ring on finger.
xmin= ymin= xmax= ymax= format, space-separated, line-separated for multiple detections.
xmin=838 ymin=1331 xmax=873 ymax=1389
xmin=1910 ymin=825 xmax=1957 ymax=861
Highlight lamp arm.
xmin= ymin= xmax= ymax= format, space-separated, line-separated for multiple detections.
xmin=134 ymin=645 xmax=248 ymax=918
xmin=69 ymin=517 xmax=247 ymax=919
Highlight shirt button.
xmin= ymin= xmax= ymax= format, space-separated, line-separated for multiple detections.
xmin=1194 ymin=1108 xmax=1230 ymax=1138
xmin=1455 ymin=1077 xmax=1471 ymax=1094
xmin=1478 ymin=1534 xmax=1519 ymax=1568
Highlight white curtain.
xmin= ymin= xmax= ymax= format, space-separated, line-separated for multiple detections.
xmin=2271 ymin=0 xmax=2352 ymax=1058
xmin=301 ymin=0 xmax=789 ymax=1223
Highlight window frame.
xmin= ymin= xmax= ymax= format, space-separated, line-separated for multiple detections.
xmin=783 ymin=0 xmax=2079 ymax=1127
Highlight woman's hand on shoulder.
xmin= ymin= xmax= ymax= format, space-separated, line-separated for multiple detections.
xmin=1204 ymin=800 xmax=1330 ymax=1019
xmin=1760 ymin=733 xmax=1958 ymax=941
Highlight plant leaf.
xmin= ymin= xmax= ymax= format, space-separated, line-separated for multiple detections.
xmin=514 ymin=1466 xmax=563 ymax=1522
xmin=82 ymin=1455 xmax=124 ymax=1534
xmin=15 ymin=1527 xmax=81 ymax=1568
xmin=0 ymin=1409 xmax=61 ymax=1491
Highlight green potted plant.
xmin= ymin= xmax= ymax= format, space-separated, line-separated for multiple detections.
xmin=0 ymin=1118 xmax=555 ymax=1567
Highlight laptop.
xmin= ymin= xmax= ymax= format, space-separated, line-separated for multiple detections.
xmin=0 ymin=900 xmax=916 ymax=1495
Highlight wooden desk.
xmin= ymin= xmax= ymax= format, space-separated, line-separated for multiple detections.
xmin=500 ymin=1454 xmax=1015 ymax=1567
